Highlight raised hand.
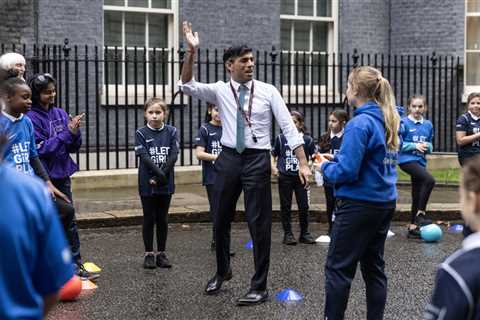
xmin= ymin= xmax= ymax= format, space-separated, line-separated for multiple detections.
xmin=182 ymin=21 xmax=199 ymax=51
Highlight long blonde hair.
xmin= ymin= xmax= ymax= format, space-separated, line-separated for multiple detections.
xmin=348 ymin=66 xmax=400 ymax=150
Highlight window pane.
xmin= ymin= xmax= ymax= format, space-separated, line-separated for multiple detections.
xmin=104 ymin=0 xmax=125 ymax=5
xmin=149 ymin=49 xmax=168 ymax=85
xmin=281 ymin=20 xmax=292 ymax=51
xmin=312 ymin=22 xmax=328 ymax=52
xmin=298 ymin=0 xmax=314 ymax=16
xmin=317 ymin=0 xmax=331 ymax=17
xmin=127 ymin=0 xmax=147 ymax=7
xmin=467 ymin=0 xmax=480 ymax=12
xmin=105 ymin=48 xmax=123 ymax=85
xmin=125 ymin=12 xmax=146 ymax=47
xmin=152 ymin=0 xmax=171 ymax=9
xmin=294 ymin=21 xmax=310 ymax=51
xmin=281 ymin=0 xmax=295 ymax=14
xmin=149 ymin=14 xmax=168 ymax=48
xmin=467 ymin=17 xmax=480 ymax=50
xmin=467 ymin=52 xmax=480 ymax=85
xmin=126 ymin=49 xmax=145 ymax=84
xmin=104 ymin=11 xmax=122 ymax=46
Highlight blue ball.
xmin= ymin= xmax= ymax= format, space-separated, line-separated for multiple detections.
xmin=420 ymin=224 xmax=443 ymax=242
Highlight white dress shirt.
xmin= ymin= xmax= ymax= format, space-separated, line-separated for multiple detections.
xmin=178 ymin=78 xmax=303 ymax=151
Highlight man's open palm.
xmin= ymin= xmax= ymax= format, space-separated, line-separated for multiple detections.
xmin=183 ymin=21 xmax=199 ymax=50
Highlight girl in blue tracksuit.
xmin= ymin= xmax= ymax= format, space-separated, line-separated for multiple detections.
xmin=315 ymin=66 xmax=400 ymax=320
xmin=399 ymin=95 xmax=435 ymax=238
xmin=195 ymin=103 xmax=223 ymax=250
xmin=317 ymin=109 xmax=349 ymax=236
xmin=272 ymin=110 xmax=316 ymax=245
xmin=135 ymin=97 xmax=179 ymax=269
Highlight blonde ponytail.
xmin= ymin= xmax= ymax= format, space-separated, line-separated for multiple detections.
xmin=375 ymin=77 xmax=400 ymax=151
xmin=348 ymin=66 xmax=400 ymax=151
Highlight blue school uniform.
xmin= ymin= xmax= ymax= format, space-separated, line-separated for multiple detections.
xmin=194 ymin=123 xmax=222 ymax=186
xmin=399 ymin=116 xmax=434 ymax=167
xmin=135 ymin=124 xmax=179 ymax=196
xmin=456 ymin=111 xmax=480 ymax=165
xmin=0 ymin=164 xmax=74 ymax=320
xmin=272 ymin=133 xmax=316 ymax=176
xmin=0 ymin=112 xmax=37 ymax=176
xmin=424 ymin=232 xmax=480 ymax=320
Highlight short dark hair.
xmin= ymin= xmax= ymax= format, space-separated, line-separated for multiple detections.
xmin=222 ymin=45 xmax=253 ymax=64
xmin=0 ymin=77 xmax=27 ymax=98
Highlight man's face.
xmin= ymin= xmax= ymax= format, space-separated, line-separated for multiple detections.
xmin=226 ymin=52 xmax=255 ymax=83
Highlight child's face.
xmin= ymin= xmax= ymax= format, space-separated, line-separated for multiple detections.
xmin=346 ymin=81 xmax=359 ymax=107
xmin=39 ymin=82 xmax=56 ymax=107
xmin=328 ymin=115 xmax=343 ymax=133
xmin=468 ymin=96 xmax=480 ymax=117
xmin=210 ymin=106 xmax=221 ymax=123
xmin=408 ymin=98 xmax=426 ymax=120
xmin=5 ymin=84 xmax=32 ymax=116
xmin=291 ymin=115 xmax=302 ymax=131
xmin=145 ymin=103 xmax=165 ymax=128
xmin=12 ymin=62 xmax=25 ymax=78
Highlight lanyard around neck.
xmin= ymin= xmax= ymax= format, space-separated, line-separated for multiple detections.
xmin=229 ymin=81 xmax=255 ymax=128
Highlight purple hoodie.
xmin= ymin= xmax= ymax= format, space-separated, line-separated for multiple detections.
xmin=26 ymin=105 xmax=81 ymax=179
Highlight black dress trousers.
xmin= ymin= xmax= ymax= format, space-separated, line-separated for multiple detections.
xmin=213 ymin=146 xmax=272 ymax=291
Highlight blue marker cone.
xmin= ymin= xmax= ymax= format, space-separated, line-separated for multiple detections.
xmin=276 ymin=288 xmax=303 ymax=303
xmin=245 ymin=240 xmax=253 ymax=250
xmin=448 ymin=224 xmax=464 ymax=234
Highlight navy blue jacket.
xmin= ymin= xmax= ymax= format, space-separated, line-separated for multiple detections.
xmin=194 ymin=123 xmax=222 ymax=186
xmin=272 ymin=133 xmax=316 ymax=176
xmin=425 ymin=232 xmax=480 ymax=320
xmin=135 ymin=124 xmax=179 ymax=196
xmin=321 ymin=101 xmax=398 ymax=204
xmin=456 ymin=112 xmax=480 ymax=163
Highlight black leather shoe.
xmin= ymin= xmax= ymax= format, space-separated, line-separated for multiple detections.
xmin=299 ymin=232 xmax=316 ymax=244
xmin=204 ymin=269 xmax=232 ymax=295
xmin=237 ymin=290 xmax=269 ymax=306
xmin=229 ymin=250 xmax=236 ymax=257
xmin=283 ymin=233 xmax=297 ymax=245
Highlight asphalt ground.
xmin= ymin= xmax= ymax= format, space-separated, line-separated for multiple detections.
xmin=47 ymin=221 xmax=462 ymax=320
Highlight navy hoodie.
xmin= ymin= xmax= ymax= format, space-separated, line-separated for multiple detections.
xmin=321 ymin=101 xmax=398 ymax=204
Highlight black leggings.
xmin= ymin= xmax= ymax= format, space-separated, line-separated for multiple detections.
xmin=324 ymin=185 xmax=335 ymax=234
xmin=278 ymin=174 xmax=310 ymax=234
xmin=399 ymin=161 xmax=436 ymax=224
xmin=141 ymin=194 xmax=172 ymax=252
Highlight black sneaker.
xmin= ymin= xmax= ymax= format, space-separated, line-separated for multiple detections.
xmin=143 ymin=253 xmax=156 ymax=269
xmin=156 ymin=252 xmax=172 ymax=268
xmin=283 ymin=233 xmax=297 ymax=245
xmin=299 ymin=232 xmax=316 ymax=244
xmin=415 ymin=214 xmax=432 ymax=227
xmin=76 ymin=263 xmax=100 ymax=281
xmin=407 ymin=227 xmax=422 ymax=239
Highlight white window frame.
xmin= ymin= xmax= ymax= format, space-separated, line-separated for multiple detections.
xmin=103 ymin=0 xmax=179 ymax=105
xmin=280 ymin=0 xmax=339 ymax=103
xmin=465 ymin=2 xmax=480 ymax=101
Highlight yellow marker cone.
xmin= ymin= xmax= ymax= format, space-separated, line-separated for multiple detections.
xmin=82 ymin=262 xmax=102 ymax=273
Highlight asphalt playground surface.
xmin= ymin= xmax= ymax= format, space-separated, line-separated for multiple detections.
xmin=47 ymin=221 xmax=463 ymax=320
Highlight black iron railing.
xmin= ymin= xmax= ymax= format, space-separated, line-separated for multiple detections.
xmin=1 ymin=39 xmax=464 ymax=170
